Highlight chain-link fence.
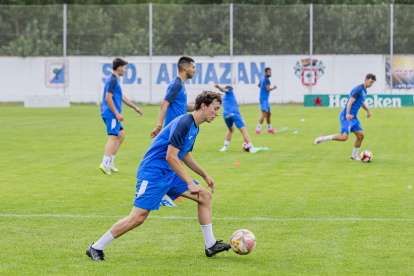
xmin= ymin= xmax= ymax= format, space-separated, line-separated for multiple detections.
xmin=0 ymin=4 xmax=412 ymax=57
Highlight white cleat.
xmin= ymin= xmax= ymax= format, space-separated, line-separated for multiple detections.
xmin=313 ymin=135 xmax=323 ymax=146
xmin=107 ymin=164 xmax=119 ymax=172
xmin=350 ymin=156 xmax=361 ymax=161
xmin=99 ymin=164 xmax=111 ymax=175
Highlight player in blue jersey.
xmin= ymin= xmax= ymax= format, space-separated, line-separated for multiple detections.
xmin=86 ymin=91 xmax=232 ymax=261
xmin=255 ymin=67 xmax=278 ymax=134
xmin=99 ymin=58 xmax=143 ymax=174
xmin=214 ymin=84 xmax=261 ymax=153
xmin=313 ymin=74 xmax=376 ymax=160
xmin=149 ymin=56 xmax=195 ymax=207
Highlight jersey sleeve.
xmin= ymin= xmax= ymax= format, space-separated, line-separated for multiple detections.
xmin=164 ymin=81 xmax=182 ymax=104
xmin=106 ymin=78 xmax=118 ymax=94
xmin=265 ymin=78 xmax=270 ymax=86
xmin=169 ymin=116 xmax=191 ymax=149
xmin=351 ymin=86 xmax=363 ymax=99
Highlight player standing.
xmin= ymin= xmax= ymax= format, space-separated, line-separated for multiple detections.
xmin=255 ymin=67 xmax=278 ymax=134
xmin=86 ymin=91 xmax=231 ymax=261
xmin=313 ymin=74 xmax=376 ymax=160
xmin=99 ymin=58 xmax=143 ymax=174
xmin=214 ymin=84 xmax=261 ymax=153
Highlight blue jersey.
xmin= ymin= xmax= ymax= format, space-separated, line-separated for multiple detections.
xmin=341 ymin=84 xmax=367 ymax=117
xmin=259 ymin=76 xmax=270 ymax=102
xmin=222 ymin=88 xmax=240 ymax=116
xmin=137 ymin=114 xmax=199 ymax=181
xmin=164 ymin=77 xmax=187 ymax=127
xmin=101 ymin=74 xmax=122 ymax=118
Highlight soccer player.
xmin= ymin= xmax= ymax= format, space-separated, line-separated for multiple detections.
xmin=99 ymin=58 xmax=143 ymax=174
xmin=256 ymin=67 xmax=277 ymax=134
xmin=149 ymin=56 xmax=195 ymax=207
xmin=86 ymin=91 xmax=231 ymax=261
xmin=313 ymin=74 xmax=376 ymax=160
xmin=214 ymin=84 xmax=261 ymax=153
xmin=255 ymin=67 xmax=278 ymax=134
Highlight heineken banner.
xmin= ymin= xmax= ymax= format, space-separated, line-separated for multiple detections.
xmin=304 ymin=95 xmax=413 ymax=107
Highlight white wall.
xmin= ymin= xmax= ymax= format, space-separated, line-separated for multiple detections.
xmin=1 ymin=55 xmax=409 ymax=104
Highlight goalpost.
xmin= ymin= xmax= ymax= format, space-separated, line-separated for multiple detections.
xmin=97 ymin=59 xmax=239 ymax=105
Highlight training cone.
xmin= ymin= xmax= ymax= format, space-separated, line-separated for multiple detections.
xmin=233 ymin=162 xmax=242 ymax=166
xmin=174 ymin=197 xmax=184 ymax=201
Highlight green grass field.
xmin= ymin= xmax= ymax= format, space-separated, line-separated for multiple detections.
xmin=1 ymin=105 xmax=414 ymax=275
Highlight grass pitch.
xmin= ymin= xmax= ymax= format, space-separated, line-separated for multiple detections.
xmin=1 ymin=105 xmax=413 ymax=275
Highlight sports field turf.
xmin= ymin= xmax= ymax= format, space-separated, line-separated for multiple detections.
xmin=1 ymin=105 xmax=413 ymax=275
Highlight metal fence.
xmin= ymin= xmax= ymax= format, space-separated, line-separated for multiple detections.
xmin=0 ymin=4 xmax=413 ymax=57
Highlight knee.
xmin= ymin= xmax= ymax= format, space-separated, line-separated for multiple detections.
xmin=358 ymin=134 xmax=365 ymax=140
xmin=128 ymin=215 xmax=146 ymax=228
xmin=340 ymin=134 xmax=348 ymax=141
xmin=118 ymin=134 xmax=125 ymax=142
xmin=267 ymin=112 xmax=271 ymax=117
xmin=200 ymin=190 xmax=212 ymax=204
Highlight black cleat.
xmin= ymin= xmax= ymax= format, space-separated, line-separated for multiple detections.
xmin=205 ymin=240 xmax=231 ymax=258
xmin=86 ymin=243 xmax=105 ymax=261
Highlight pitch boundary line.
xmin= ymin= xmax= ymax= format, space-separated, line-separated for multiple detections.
xmin=1 ymin=214 xmax=414 ymax=222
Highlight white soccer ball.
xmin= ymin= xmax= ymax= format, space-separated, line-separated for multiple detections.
xmin=360 ymin=150 xmax=373 ymax=162
xmin=230 ymin=229 xmax=256 ymax=255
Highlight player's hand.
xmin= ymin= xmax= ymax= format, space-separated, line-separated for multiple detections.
xmin=214 ymin=84 xmax=219 ymax=88
xmin=188 ymin=181 xmax=203 ymax=199
xmin=273 ymin=85 xmax=277 ymax=90
xmin=367 ymin=110 xmax=371 ymax=118
xmin=135 ymin=107 xmax=143 ymax=117
xmin=116 ymin=113 xmax=124 ymax=122
xmin=203 ymin=175 xmax=215 ymax=194
xmin=150 ymin=127 xmax=161 ymax=138
xmin=346 ymin=114 xmax=354 ymax=121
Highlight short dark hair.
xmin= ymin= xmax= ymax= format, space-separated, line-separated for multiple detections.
xmin=113 ymin=58 xmax=128 ymax=70
xmin=195 ymin=91 xmax=222 ymax=110
xmin=177 ymin=56 xmax=195 ymax=72
xmin=225 ymin=85 xmax=233 ymax=90
xmin=366 ymin=73 xmax=376 ymax=81
xmin=265 ymin=67 xmax=271 ymax=73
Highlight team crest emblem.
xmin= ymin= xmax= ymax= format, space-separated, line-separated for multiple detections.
xmin=294 ymin=59 xmax=325 ymax=86
xmin=45 ymin=59 xmax=69 ymax=89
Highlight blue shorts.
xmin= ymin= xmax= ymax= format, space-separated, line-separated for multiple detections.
xmin=339 ymin=113 xmax=363 ymax=135
xmin=102 ymin=117 xmax=123 ymax=136
xmin=133 ymin=173 xmax=199 ymax=211
xmin=224 ymin=113 xmax=246 ymax=129
xmin=260 ymin=100 xmax=271 ymax=112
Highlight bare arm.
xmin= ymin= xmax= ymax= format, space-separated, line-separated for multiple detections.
xmin=187 ymin=104 xmax=195 ymax=112
xmin=182 ymin=152 xmax=215 ymax=193
xmin=346 ymin=97 xmax=356 ymax=121
xmin=361 ymin=102 xmax=371 ymax=118
xmin=265 ymin=85 xmax=277 ymax=92
xmin=122 ymin=94 xmax=143 ymax=116
xmin=150 ymin=100 xmax=170 ymax=138
xmin=214 ymin=84 xmax=229 ymax=93
xmin=105 ymin=93 xmax=123 ymax=121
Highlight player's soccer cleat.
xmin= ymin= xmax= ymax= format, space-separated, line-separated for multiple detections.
xmin=249 ymin=147 xmax=263 ymax=153
xmin=255 ymin=129 xmax=262 ymax=134
xmin=205 ymin=240 xmax=231 ymax=258
xmin=160 ymin=195 xmax=178 ymax=207
xmin=99 ymin=164 xmax=111 ymax=175
xmin=107 ymin=164 xmax=119 ymax=172
xmin=313 ymin=135 xmax=323 ymax=146
xmin=86 ymin=243 xmax=105 ymax=261
xmin=219 ymin=146 xmax=228 ymax=152
xmin=350 ymin=156 xmax=361 ymax=161
xmin=267 ymin=129 xmax=278 ymax=134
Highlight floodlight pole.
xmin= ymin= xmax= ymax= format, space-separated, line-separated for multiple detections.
xmin=309 ymin=4 xmax=313 ymax=94
xmin=390 ymin=4 xmax=393 ymax=94
xmin=63 ymin=4 xmax=67 ymax=95
xmin=149 ymin=3 xmax=153 ymax=103
xmin=230 ymin=3 xmax=233 ymax=59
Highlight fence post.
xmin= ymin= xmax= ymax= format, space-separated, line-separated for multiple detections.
xmin=390 ymin=4 xmax=393 ymax=94
xmin=149 ymin=3 xmax=153 ymax=103
xmin=63 ymin=4 xmax=67 ymax=95
xmin=309 ymin=4 xmax=313 ymax=94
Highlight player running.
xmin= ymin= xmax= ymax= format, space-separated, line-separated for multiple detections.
xmin=313 ymin=74 xmax=376 ymax=160
xmin=99 ymin=58 xmax=143 ymax=174
xmin=255 ymin=67 xmax=278 ymax=135
xmin=86 ymin=91 xmax=231 ymax=261
xmin=214 ymin=84 xmax=262 ymax=153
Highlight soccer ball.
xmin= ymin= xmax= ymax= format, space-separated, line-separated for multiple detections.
xmin=241 ymin=142 xmax=250 ymax=152
xmin=360 ymin=150 xmax=373 ymax=162
xmin=230 ymin=229 xmax=256 ymax=255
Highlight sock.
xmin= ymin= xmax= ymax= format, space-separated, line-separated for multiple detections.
xmin=110 ymin=155 xmax=115 ymax=165
xmin=256 ymin=124 xmax=262 ymax=130
xmin=352 ymin=147 xmax=360 ymax=158
xmin=92 ymin=230 xmax=115 ymax=250
xmin=246 ymin=142 xmax=253 ymax=149
xmin=323 ymin=135 xmax=333 ymax=141
xmin=268 ymin=124 xmax=272 ymax=130
xmin=102 ymin=156 xmax=110 ymax=166
xmin=200 ymin=223 xmax=216 ymax=248
xmin=224 ymin=140 xmax=230 ymax=147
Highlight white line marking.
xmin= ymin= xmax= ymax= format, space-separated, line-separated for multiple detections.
xmin=276 ymin=126 xmax=289 ymax=132
xmin=0 ymin=214 xmax=414 ymax=222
